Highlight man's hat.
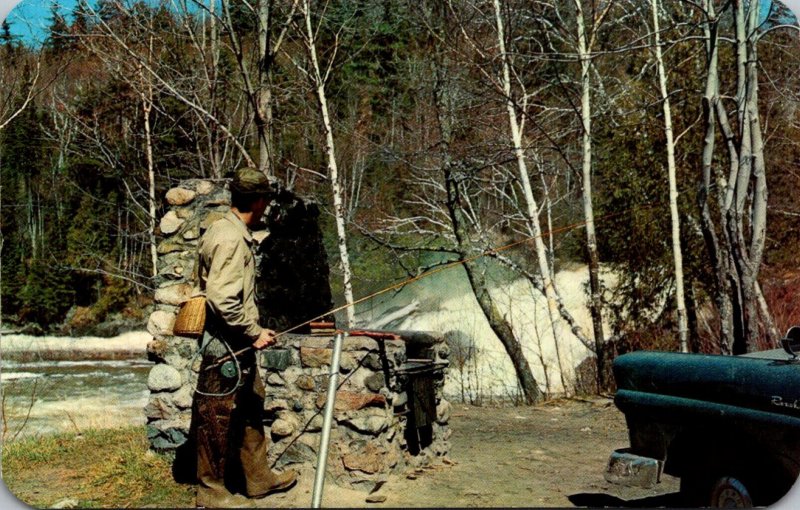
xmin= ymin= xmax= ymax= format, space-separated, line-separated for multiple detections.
xmin=231 ymin=167 xmax=272 ymax=195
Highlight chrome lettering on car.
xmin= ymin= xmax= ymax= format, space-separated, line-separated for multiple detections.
xmin=771 ymin=396 xmax=800 ymax=409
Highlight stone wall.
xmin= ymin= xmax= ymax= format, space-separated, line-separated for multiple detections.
xmin=145 ymin=179 xmax=451 ymax=490
xmin=261 ymin=332 xmax=451 ymax=491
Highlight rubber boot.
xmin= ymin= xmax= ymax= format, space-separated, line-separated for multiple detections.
xmin=237 ymin=370 xmax=298 ymax=498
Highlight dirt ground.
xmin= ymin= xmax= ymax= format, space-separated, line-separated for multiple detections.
xmin=267 ymin=398 xmax=682 ymax=508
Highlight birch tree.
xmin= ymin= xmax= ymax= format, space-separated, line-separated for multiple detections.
xmin=365 ymin=4 xmax=549 ymax=402
xmin=294 ymin=0 xmax=356 ymax=328
xmin=650 ymin=0 xmax=689 ymax=352
xmin=438 ymin=44 xmax=545 ymax=402
xmin=697 ymin=0 xmax=779 ymax=353
xmin=397 ymin=0 xmax=599 ymax=397
xmin=138 ymin=36 xmax=158 ymax=278
xmin=492 ymin=0 xmax=569 ymax=392
xmin=571 ymin=0 xmax=614 ymax=386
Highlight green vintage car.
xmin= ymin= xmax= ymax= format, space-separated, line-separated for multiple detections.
xmin=605 ymin=328 xmax=800 ymax=507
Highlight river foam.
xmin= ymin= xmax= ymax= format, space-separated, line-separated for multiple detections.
xmin=1 ymin=330 xmax=152 ymax=353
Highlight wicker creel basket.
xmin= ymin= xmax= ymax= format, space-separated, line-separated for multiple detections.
xmin=173 ymin=296 xmax=207 ymax=338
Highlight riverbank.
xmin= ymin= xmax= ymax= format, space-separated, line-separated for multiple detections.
xmin=2 ymin=306 xmax=149 ymax=339
xmin=1 ymin=399 xmax=682 ymax=508
xmin=1 ymin=330 xmax=151 ymax=361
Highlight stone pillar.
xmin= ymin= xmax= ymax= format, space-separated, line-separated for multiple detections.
xmin=146 ymin=179 xmax=225 ymax=450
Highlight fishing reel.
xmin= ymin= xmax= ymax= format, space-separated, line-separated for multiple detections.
xmin=219 ymin=359 xmax=239 ymax=379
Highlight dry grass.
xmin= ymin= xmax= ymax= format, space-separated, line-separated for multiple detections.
xmin=2 ymin=427 xmax=194 ymax=508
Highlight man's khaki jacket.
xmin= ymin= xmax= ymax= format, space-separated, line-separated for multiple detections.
xmin=197 ymin=210 xmax=263 ymax=347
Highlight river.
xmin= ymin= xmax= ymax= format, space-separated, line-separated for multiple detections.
xmin=0 ymin=331 xmax=153 ymax=439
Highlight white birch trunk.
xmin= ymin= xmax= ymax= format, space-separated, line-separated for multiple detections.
xmin=735 ymin=0 xmax=748 ymax=129
xmin=743 ymin=0 xmax=776 ymax=346
xmin=651 ymin=0 xmax=689 ymax=352
xmin=573 ymin=0 xmax=607 ymax=385
xmin=303 ymin=0 xmax=356 ymax=328
xmin=257 ymin=0 xmax=272 ymax=175
xmin=698 ymin=0 xmax=773 ymax=352
xmin=143 ymin=96 xmax=157 ymax=279
xmin=699 ymin=0 xmax=735 ymax=353
xmin=733 ymin=2 xmax=752 ymax=219
xmin=493 ymin=0 xmax=567 ymax=393
xmin=142 ymin=32 xmax=158 ymax=279
xmin=746 ymin=0 xmax=767 ymax=273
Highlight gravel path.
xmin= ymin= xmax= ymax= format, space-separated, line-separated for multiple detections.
xmin=273 ymin=398 xmax=681 ymax=508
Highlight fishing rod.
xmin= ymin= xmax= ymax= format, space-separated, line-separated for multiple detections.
xmin=203 ymin=203 xmax=656 ymax=372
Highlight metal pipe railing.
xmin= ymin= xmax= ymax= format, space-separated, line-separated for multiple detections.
xmin=311 ymin=331 xmax=345 ymax=508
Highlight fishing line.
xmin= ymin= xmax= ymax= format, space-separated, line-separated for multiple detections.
xmin=206 ymin=202 xmax=661 ymax=370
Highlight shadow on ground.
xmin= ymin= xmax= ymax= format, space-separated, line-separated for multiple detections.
xmin=568 ymin=491 xmax=686 ymax=508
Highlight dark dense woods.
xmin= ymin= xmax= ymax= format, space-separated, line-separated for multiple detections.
xmin=2 ymin=0 xmax=800 ymax=397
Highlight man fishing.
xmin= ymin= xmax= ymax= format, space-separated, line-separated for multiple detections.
xmin=193 ymin=167 xmax=297 ymax=508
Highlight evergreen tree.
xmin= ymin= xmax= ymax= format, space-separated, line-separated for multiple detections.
xmin=96 ymin=0 xmax=125 ymax=24
xmin=227 ymin=0 xmax=256 ymax=33
xmin=18 ymin=257 xmax=74 ymax=327
xmin=0 ymin=103 xmax=46 ymax=320
xmin=72 ymin=0 xmax=92 ymax=36
xmin=1 ymin=20 xmax=12 ymax=46
xmin=45 ymin=2 xmax=73 ymax=54
xmin=1 ymin=19 xmax=16 ymax=60
xmin=67 ymin=194 xmax=112 ymax=269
